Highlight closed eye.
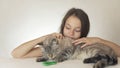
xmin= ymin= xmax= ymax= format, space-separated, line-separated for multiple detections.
xmin=75 ymin=29 xmax=81 ymax=32
xmin=74 ymin=27 xmax=81 ymax=32
xmin=45 ymin=46 xmax=51 ymax=52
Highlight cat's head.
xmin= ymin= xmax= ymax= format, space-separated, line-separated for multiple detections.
xmin=38 ymin=36 xmax=73 ymax=61
xmin=39 ymin=36 xmax=61 ymax=60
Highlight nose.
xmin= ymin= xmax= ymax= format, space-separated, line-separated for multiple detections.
xmin=49 ymin=54 xmax=53 ymax=57
xmin=69 ymin=29 xmax=74 ymax=36
xmin=49 ymin=54 xmax=54 ymax=59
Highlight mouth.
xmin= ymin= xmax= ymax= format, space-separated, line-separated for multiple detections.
xmin=65 ymin=36 xmax=75 ymax=40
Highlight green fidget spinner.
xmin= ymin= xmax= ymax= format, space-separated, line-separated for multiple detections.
xmin=42 ymin=61 xmax=57 ymax=66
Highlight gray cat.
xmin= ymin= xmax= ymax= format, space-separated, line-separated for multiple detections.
xmin=36 ymin=36 xmax=118 ymax=68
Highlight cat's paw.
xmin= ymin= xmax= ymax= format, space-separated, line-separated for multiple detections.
xmin=83 ymin=58 xmax=95 ymax=63
xmin=54 ymin=56 xmax=67 ymax=62
xmin=93 ymin=61 xmax=104 ymax=68
xmin=36 ymin=57 xmax=48 ymax=62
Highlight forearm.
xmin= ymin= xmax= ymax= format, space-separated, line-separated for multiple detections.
xmin=98 ymin=38 xmax=120 ymax=57
xmin=11 ymin=35 xmax=50 ymax=58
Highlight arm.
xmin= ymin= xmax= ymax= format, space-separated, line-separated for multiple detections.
xmin=73 ymin=37 xmax=120 ymax=57
xmin=11 ymin=35 xmax=50 ymax=58
xmin=98 ymin=38 xmax=120 ymax=57
xmin=11 ymin=32 xmax=63 ymax=58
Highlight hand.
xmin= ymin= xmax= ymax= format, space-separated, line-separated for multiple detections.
xmin=72 ymin=37 xmax=101 ymax=48
xmin=50 ymin=32 xmax=64 ymax=39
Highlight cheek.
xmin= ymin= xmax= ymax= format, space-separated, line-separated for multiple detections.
xmin=74 ymin=32 xmax=81 ymax=39
xmin=63 ymin=28 xmax=68 ymax=35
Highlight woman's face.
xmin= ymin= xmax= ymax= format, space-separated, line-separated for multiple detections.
xmin=63 ymin=15 xmax=81 ymax=40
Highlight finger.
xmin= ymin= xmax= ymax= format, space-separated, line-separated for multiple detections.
xmin=74 ymin=41 xmax=84 ymax=46
xmin=56 ymin=34 xmax=59 ymax=38
xmin=72 ymin=38 xmax=85 ymax=43
xmin=56 ymin=34 xmax=63 ymax=39
xmin=72 ymin=39 xmax=80 ymax=43
xmin=81 ymin=43 xmax=88 ymax=48
xmin=58 ymin=34 xmax=62 ymax=39
xmin=59 ymin=34 xmax=63 ymax=39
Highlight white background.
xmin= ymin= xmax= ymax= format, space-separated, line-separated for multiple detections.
xmin=0 ymin=0 xmax=120 ymax=58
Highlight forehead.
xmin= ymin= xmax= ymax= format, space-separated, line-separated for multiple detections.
xmin=65 ymin=15 xmax=81 ymax=28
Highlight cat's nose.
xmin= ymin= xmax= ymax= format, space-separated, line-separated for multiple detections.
xmin=49 ymin=54 xmax=53 ymax=58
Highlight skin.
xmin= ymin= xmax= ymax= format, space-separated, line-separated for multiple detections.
xmin=11 ymin=15 xmax=120 ymax=58
xmin=63 ymin=15 xmax=81 ymax=40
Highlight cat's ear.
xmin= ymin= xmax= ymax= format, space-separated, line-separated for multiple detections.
xmin=37 ymin=42 xmax=43 ymax=45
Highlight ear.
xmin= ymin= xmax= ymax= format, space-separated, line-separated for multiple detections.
xmin=37 ymin=42 xmax=43 ymax=45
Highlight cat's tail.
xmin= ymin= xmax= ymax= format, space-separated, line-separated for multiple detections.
xmin=83 ymin=55 xmax=118 ymax=68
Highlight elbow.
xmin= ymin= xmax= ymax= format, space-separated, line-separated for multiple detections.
xmin=11 ymin=50 xmax=23 ymax=58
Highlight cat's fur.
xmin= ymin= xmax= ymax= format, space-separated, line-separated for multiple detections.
xmin=36 ymin=36 xmax=118 ymax=68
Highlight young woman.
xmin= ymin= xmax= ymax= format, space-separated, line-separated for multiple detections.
xmin=11 ymin=8 xmax=120 ymax=58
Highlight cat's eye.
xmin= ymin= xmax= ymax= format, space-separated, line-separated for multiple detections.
xmin=51 ymin=39 xmax=58 ymax=45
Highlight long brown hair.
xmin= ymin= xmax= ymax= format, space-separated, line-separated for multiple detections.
xmin=60 ymin=8 xmax=90 ymax=38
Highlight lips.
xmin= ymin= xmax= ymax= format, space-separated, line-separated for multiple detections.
xmin=65 ymin=36 xmax=75 ymax=40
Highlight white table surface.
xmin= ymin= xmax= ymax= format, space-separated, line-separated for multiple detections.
xmin=0 ymin=57 xmax=120 ymax=68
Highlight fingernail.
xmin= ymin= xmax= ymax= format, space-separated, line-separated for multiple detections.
xmin=72 ymin=41 xmax=75 ymax=43
xmin=73 ymin=44 xmax=76 ymax=46
xmin=74 ymin=43 xmax=76 ymax=45
xmin=81 ymin=46 xmax=84 ymax=48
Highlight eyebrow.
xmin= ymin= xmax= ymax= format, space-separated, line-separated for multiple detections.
xmin=65 ymin=23 xmax=71 ymax=28
xmin=66 ymin=23 xmax=71 ymax=26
